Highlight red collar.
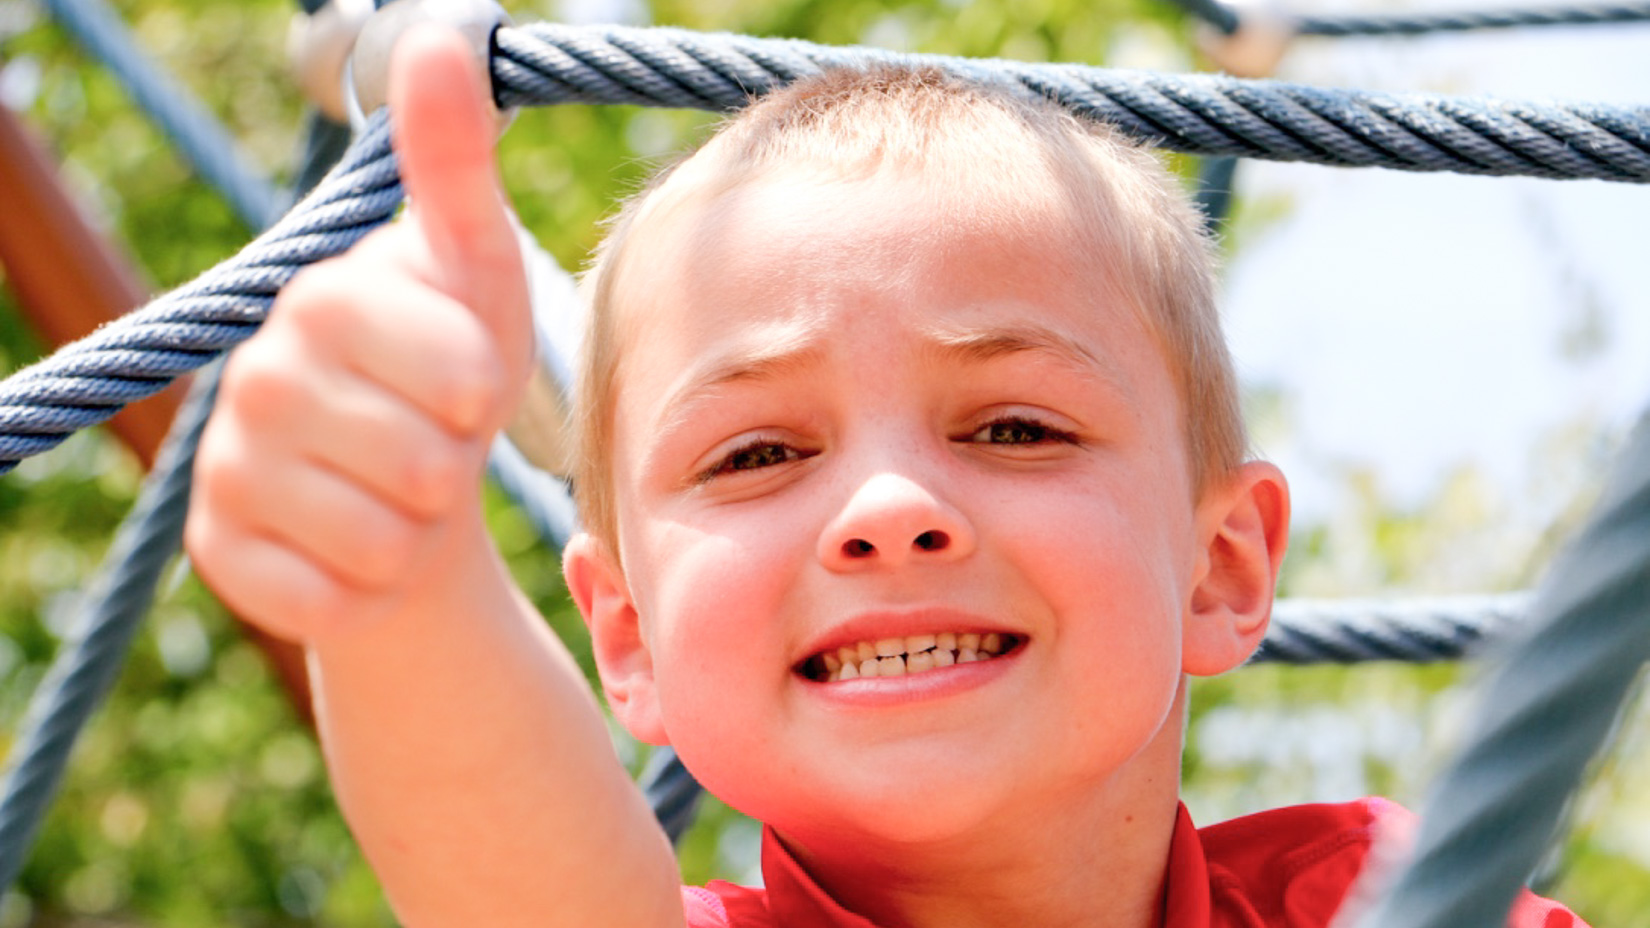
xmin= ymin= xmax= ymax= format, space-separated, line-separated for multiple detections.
xmin=698 ymin=799 xmax=1525 ymax=928
xmin=1160 ymin=802 xmax=1212 ymax=926
xmin=722 ymin=804 xmax=1208 ymax=928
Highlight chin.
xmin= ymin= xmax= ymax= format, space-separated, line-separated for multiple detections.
xmin=744 ymin=758 xmax=1016 ymax=851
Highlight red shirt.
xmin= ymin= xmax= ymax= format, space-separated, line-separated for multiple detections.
xmin=680 ymin=799 xmax=1587 ymax=927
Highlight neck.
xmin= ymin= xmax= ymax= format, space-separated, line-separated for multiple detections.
xmin=777 ymin=690 xmax=1188 ymax=928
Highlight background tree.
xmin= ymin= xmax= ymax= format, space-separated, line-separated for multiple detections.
xmin=1 ymin=0 xmax=1645 ymax=924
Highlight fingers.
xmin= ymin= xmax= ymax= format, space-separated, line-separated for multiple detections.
xmin=188 ymin=411 xmax=435 ymax=642
xmin=221 ymin=329 xmax=478 ymax=520
xmin=188 ymin=24 xmax=538 ymax=644
xmin=275 ymin=253 xmax=505 ymax=438
xmin=189 ymin=247 xmax=501 ymax=642
xmin=388 ymin=23 xmax=530 ymax=367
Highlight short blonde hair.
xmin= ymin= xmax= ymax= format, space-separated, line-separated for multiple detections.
xmin=573 ymin=66 xmax=1244 ymax=553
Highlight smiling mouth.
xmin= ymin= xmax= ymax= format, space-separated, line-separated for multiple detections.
xmin=800 ymin=632 xmax=1022 ymax=683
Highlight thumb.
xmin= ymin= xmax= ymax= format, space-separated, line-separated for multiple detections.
xmin=388 ymin=24 xmax=529 ymax=356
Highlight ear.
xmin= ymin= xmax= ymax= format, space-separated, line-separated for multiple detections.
xmin=562 ymin=533 xmax=669 ymax=745
xmin=1183 ymin=461 xmax=1290 ymax=676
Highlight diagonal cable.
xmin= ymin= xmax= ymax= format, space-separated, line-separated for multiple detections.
xmin=1347 ymin=414 xmax=1650 ymax=926
xmin=0 ymin=368 xmax=221 ymax=891
xmin=35 ymin=0 xmax=281 ymax=229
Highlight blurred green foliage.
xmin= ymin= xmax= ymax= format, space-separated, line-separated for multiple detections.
xmin=1 ymin=0 xmax=1647 ymax=924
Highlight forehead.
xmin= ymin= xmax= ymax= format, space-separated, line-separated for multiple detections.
xmin=621 ymin=157 xmax=1137 ymax=333
xmin=607 ymin=163 xmax=1172 ymax=412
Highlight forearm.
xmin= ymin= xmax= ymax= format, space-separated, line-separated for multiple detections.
xmin=309 ymin=526 xmax=683 ymax=928
xmin=180 ymin=26 xmax=683 ymax=924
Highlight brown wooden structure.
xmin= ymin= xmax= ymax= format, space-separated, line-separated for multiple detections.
xmin=0 ymin=103 xmax=313 ymax=722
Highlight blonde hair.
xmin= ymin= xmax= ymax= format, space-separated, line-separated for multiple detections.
xmin=573 ymin=66 xmax=1244 ymax=553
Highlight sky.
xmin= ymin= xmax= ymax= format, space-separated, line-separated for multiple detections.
xmin=1204 ymin=4 xmax=1650 ymax=530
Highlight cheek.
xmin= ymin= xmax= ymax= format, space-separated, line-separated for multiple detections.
xmin=1000 ymin=469 xmax=1186 ymax=582
xmin=632 ymin=519 xmax=820 ymax=820
xmin=632 ymin=514 xmax=808 ymax=701
xmin=995 ymin=475 xmax=1191 ymax=668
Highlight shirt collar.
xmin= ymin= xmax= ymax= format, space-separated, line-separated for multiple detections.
xmin=756 ymin=803 xmax=1211 ymax=928
xmin=759 ymin=827 xmax=880 ymax=928
xmin=1160 ymin=802 xmax=1213 ymax=927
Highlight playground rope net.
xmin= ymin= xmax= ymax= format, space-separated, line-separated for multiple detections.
xmin=3 ymin=24 xmax=1648 ymax=478
xmin=1175 ymin=0 xmax=1650 ymax=37
xmin=1 ymin=15 xmax=1646 ymax=928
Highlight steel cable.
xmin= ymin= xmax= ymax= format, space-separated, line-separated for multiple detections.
xmin=5 ymin=24 xmax=1649 ymax=477
xmin=1349 ymin=417 xmax=1650 ymax=928
xmin=35 ymin=0 xmax=282 ymax=228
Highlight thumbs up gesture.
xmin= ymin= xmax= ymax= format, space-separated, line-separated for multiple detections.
xmin=188 ymin=25 xmax=534 ymax=643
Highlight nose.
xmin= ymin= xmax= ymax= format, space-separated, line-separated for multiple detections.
xmin=817 ymin=471 xmax=977 ymax=571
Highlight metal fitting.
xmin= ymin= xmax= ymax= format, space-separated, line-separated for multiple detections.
xmin=1197 ymin=10 xmax=1297 ymax=79
xmin=286 ymin=0 xmax=375 ymax=123
xmin=346 ymin=0 xmax=512 ymax=123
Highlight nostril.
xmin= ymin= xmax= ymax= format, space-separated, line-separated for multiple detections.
xmin=914 ymin=530 xmax=949 ymax=552
xmin=842 ymin=538 xmax=875 ymax=558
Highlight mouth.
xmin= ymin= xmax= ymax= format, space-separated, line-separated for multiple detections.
xmin=798 ymin=632 xmax=1023 ymax=683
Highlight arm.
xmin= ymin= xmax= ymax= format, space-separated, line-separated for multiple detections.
xmin=185 ymin=26 xmax=682 ymax=928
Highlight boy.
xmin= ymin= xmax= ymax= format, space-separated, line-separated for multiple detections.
xmin=185 ymin=25 xmax=1584 ymax=928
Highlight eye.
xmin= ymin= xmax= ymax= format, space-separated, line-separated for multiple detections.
xmin=698 ymin=439 xmax=808 ymax=483
xmin=965 ymin=416 xmax=1078 ymax=446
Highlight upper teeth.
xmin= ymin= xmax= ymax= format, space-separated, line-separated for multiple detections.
xmin=807 ymin=632 xmax=1012 ymax=682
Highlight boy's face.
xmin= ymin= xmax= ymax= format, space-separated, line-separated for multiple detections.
xmin=584 ymin=162 xmax=1238 ymax=847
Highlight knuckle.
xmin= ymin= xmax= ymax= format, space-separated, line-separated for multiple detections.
xmin=448 ymin=366 xmax=505 ymax=434
xmin=222 ymin=344 xmax=308 ymax=420
xmin=445 ymin=325 xmax=512 ymax=429
xmin=192 ymin=442 xmax=263 ymax=539
xmin=275 ymin=261 xmax=374 ymax=347
xmin=203 ymin=444 xmax=263 ymax=513
xmin=274 ymin=577 xmax=350 ymax=640
xmin=344 ymin=511 xmax=421 ymax=587
xmin=272 ymin=265 xmax=337 ymax=324
xmin=392 ymin=441 xmax=469 ymax=516
xmin=182 ymin=510 xmax=224 ymax=579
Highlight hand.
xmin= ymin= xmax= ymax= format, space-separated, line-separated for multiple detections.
xmin=187 ymin=25 xmax=533 ymax=643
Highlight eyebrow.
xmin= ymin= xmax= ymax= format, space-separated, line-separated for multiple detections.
xmin=921 ymin=319 xmax=1133 ymax=396
xmin=648 ymin=321 xmax=830 ymax=442
xmin=646 ymin=314 xmax=1132 ymax=461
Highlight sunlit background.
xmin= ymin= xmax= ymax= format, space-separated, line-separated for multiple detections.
xmin=1 ymin=0 xmax=1646 ymax=923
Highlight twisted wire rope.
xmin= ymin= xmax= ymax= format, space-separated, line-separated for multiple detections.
xmin=1176 ymin=0 xmax=1244 ymax=34
xmin=487 ymin=438 xmax=576 ymax=552
xmin=0 ymin=369 xmax=222 ymax=893
xmin=0 ymin=59 xmax=368 ymax=886
xmin=0 ymin=110 xmax=400 ymax=473
xmin=36 ymin=0 xmax=281 ymax=229
xmin=491 ymin=25 xmax=1650 ymax=180
xmin=1350 ymin=416 xmax=1650 ymax=928
xmin=5 ymin=24 xmax=1650 ymax=477
xmin=639 ymin=746 xmax=705 ymax=846
xmin=1168 ymin=0 xmax=1650 ymax=37
xmin=1295 ymin=2 xmax=1650 ymax=37
xmin=1256 ymin=592 xmax=1530 ymax=663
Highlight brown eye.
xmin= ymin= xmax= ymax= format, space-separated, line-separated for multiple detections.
xmin=698 ymin=440 xmax=807 ymax=483
xmin=726 ymin=442 xmax=796 ymax=471
xmin=978 ymin=420 xmax=1043 ymax=444
xmin=968 ymin=418 xmax=1074 ymax=445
